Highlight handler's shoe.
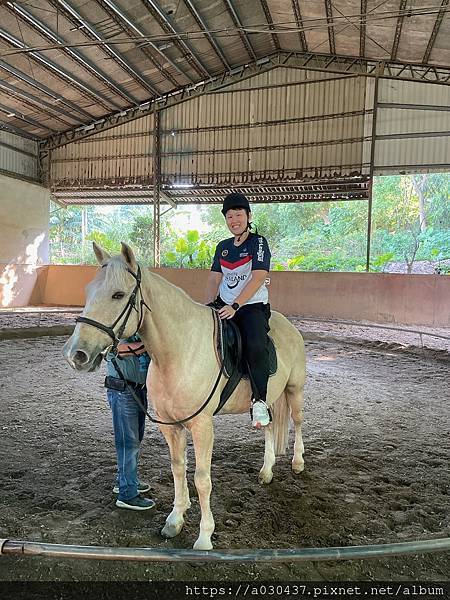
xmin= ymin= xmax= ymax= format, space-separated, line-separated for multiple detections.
xmin=115 ymin=496 xmax=155 ymax=511
xmin=252 ymin=399 xmax=270 ymax=429
xmin=113 ymin=481 xmax=151 ymax=494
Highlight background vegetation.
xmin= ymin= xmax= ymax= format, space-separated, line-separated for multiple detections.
xmin=49 ymin=174 xmax=449 ymax=274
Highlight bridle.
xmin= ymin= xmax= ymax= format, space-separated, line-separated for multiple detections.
xmin=75 ymin=264 xmax=150 ymax=353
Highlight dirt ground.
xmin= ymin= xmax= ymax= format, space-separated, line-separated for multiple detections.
xmin=0 ymin=312 xmax=449 ymax=583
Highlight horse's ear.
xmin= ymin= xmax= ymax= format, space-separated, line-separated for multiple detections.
xmin=93 ymin=242 xmax=110 ymax=265
xmin=121 ymin=242 xmax=137 ymax=271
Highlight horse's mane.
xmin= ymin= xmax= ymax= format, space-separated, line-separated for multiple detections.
xmin=89 ymin=253 xmax=199 ymax=306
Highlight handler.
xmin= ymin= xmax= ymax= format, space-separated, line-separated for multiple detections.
xmin=105 ymin=335 xmax=155 ymax=510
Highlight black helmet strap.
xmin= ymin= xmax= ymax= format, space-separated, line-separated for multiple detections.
xmin=236 ymin=213 xmax=251 ymax=242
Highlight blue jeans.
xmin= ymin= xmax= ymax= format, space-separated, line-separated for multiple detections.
xmin=107 ymin=387 xmax=147 ymax=501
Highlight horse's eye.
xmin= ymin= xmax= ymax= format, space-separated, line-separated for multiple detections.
xmin=112 ymin=292 xmax=125 ymax=300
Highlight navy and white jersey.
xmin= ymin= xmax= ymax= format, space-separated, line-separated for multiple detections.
xmin=211 ymin=233 xmax=271 ymax=306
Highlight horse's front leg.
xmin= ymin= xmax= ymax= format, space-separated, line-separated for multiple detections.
xmin=159 ymin=424 xmax=191 ymax=539
xmin=259 ymin=423 xmax=275 ymax=484
xmin=189 ymin=415 xmax=215 ymax=550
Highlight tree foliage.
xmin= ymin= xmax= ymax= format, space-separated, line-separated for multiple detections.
xmin=49 ymin=173 xmax=449 ymax=273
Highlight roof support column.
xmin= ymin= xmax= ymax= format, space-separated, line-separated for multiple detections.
xmin=39 ymin=146 xmax=51 ymax=187
xmin=153 ymin=110 xmax=161 ymax=268
xmin=366 ymin=71 xmax=380 ymax=272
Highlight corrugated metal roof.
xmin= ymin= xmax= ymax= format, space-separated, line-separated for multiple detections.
xmin=50 ymin=113 xmax=155 ymax=187
xmin=52 ymin=176 xmax=370 ymax=205
xmin=50 ymin=66 xmax=368 ymax=193
xmin=375 ymin=78 xmax=450 ymax=174
xmin=0 ymin=0 xmax=450 ymax=139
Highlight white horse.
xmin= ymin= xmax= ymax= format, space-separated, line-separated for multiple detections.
xmin=64 ymin=242 xmax=306 ymax=550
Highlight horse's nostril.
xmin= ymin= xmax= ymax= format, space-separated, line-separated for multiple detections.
xmin=73 ymin=350 xmax=89 ymax=365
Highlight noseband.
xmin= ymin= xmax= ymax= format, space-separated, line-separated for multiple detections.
xmin=76 ymin=264 xmax=150 ymax=352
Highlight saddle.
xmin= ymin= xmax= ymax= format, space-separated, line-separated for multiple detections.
xmin=212 ymin=311 xmax=277 ymax=415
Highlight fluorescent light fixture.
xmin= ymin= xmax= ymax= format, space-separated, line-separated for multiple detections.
xmin=172 ymin=183 xmax=194 ymax=188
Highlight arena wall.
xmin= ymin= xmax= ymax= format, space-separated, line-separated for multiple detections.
xmin=2 ymin=265 xmax=448 ymax=327
xmin=0 ymin=174 xmax=51 ymax=307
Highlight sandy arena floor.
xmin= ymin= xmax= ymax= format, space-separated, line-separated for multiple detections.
xmin=0 ymin=313 xmax=449 ymax=582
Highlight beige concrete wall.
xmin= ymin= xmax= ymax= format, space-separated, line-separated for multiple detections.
xmin=30 ymin=265 xmax=450 ymax=327
xmin=0 ymin=173 xmax=51 ymax=307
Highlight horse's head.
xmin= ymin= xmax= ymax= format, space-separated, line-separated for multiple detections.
xmin=63 ymin=241 xmax=146 ymax=372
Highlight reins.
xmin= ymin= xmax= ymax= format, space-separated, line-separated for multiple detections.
xmin=111 ymin=343 xmax=225 ymax=426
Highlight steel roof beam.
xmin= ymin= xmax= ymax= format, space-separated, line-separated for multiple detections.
xmin=0 ymin=28 xmax=117 ymax=112
xmin=391 ymin=0 xmax=408 ymax=61
xmin=0 ymin=119 xmax=41 ymax=139
xmin=7 ymin=2 xmax=138 ymax=107
xmin=0 ymin=75 xmax=83 ymax=125
xmin=423 ymin=0 xmax=449 ymax=63
xmin=291 ymin=0 xmax=308 ymax=53
xmin=0 ymin=80 xmax=80 ymax=128
xmin=360 ymin=0 xmax=367 ymax=57
xmin=183 ymin=0 xmax=231 ymax=70
xmin=50 ymin=0 xmax=161 ymax=97
xmin=42 ymin=54 xmax=283 ymax=150
xmin=98 ymin=0 xmax=191 ymax=85
xmin=259 ymin=0 xmax=281 ymax=51
xmin=41 ymin=51 xmax=450 ymax=151
xmin=142 ymin=0 xmax=211 ymax=79
xmin=324 ymin=0 xmax=336 ymax=55
xmin=221 ymin=0 xmax=257 ymax=62
xmin=0 ymin=101 xmax=56 ymax=133
xmin=0 ymin=59 xmax=94 ymax=121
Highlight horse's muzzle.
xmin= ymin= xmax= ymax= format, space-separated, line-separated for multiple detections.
xmin=63 ymin=339 xmax=103 ymax=372
xmin=68 ymin=351 xmax=103 ymax=372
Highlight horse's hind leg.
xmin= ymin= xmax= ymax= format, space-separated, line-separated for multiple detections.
xmin=160 ymin=424 xmax=191 ymax=539
xmin=286 ymin=379 xmax=305 ymax=474
xmin=189 ymin=415 xmax=215 ymax=550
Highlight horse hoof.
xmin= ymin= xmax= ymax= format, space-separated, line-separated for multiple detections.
xmin=258 ymin=470 xmax=273 ymax=484
xmin=193 ymin=538 xmax=213 ymax=551
xmin=161 ymin=523 xmax=182 ymax=538
xmin=292 ymin=461 xmax=305 ymax=474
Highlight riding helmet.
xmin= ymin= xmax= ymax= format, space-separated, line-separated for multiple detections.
xmin=221 ymin=192 xmax=250 ymax=215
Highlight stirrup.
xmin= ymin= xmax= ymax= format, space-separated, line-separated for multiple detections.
xmin=251 ymin=399 xmax=271 ymax=429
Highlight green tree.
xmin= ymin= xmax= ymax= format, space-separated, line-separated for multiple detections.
xmin=162 ymin=230 xmax=215 ymax=268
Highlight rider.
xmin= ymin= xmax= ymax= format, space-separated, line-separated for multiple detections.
xmin=205 ymin=192 xmax=272 ymax=428
xmin=104 ymin=334 xmax=155 ymax=510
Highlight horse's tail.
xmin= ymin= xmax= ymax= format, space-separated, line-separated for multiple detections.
xmin=271 ymin=392 xmax=290 ymax=456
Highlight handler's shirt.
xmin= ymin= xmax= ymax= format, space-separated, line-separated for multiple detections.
xmin=105 ymin=335 xmax=150 ymax=385
xmin=211 ymin=233 xmax=271 ymax=306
